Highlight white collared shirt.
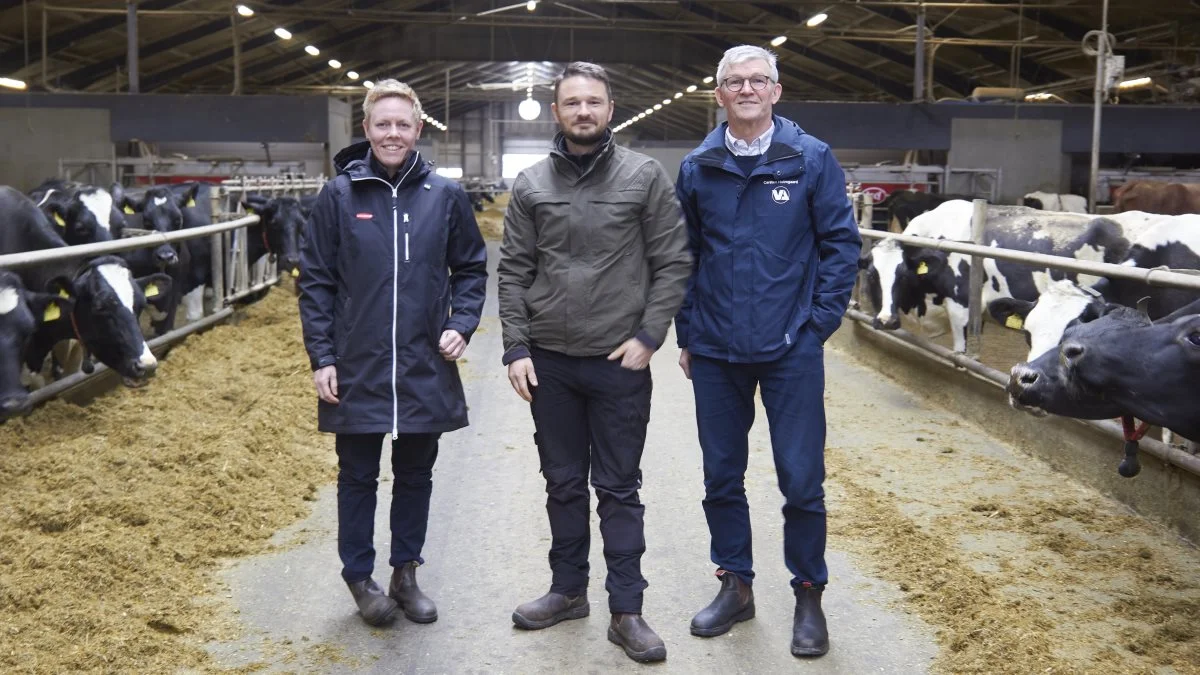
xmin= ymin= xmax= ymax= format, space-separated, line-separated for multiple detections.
xmin=725 ymin=124 xmax=775 ymax=157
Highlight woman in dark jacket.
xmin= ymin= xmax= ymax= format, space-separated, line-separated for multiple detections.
xmin=298 ymin=80 xmax=488 ymax=626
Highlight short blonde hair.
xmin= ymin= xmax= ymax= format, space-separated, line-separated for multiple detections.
xmin=363 ymin=79 xmax=423 ymax=124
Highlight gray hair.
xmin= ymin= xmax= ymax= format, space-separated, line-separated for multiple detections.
xmin=716 ymin=45 xmax=779 ymax=85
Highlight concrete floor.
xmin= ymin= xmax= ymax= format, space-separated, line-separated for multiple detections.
xmin=206 ymin=244 xmax=940 ymax=673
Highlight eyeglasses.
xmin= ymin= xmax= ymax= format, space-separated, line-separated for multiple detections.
xmin=721 ymin=76 xmax=773 ymax=92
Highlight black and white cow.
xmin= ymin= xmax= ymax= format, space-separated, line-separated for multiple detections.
xmin=115 ymin=183 xmax=199 ymax=335
xmin=1022 ymin=191 xmax=1087 ymax=213
xmin=1059 ymin=299 xmax=1200 ymax=441
xmin=0 ymin=270 xmax=73 ymax=421
xmin=863 ymin=200 xmax=1166 ymax=352
xmin=878 ymin=190 xmax=979 ymax=232
xmin=997 ymin=215 xmax=1200 ymax=417
xmin=28 ymin=179 xmax=125 ymax=246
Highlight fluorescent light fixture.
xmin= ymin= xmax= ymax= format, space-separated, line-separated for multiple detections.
xmin=304 ymin=45 xmax=319 ymax=56
xmin=653 ymin=104 xmax=662 ymax=110
xmin=1024 ymin=92 xmax=1053 ymax=101
xmin=644 ymin=108 xmax=653 ymax=115
xmin=328 ymin=59 xmax=342 ymax=69
xmin=347 ymin=71 xmax=359 ymax=80
xmin=770 ymin=36 xmax=788 ymax=47
xmin=527 ymin=0 xmax=537 ymax=10
xmin=1118 ymin=76 xmax=1152 ymax=89
xmin=806 ymin=12 xmax=828 ymax=27
xmin=674 ymin=92 xmax=683 ymax=98
xmin=363 ymin=80 xmax=374 ymax=89
xmin=236 ymin=4 xmax=254 ymax=17
xmin=273 ymin=27 xmax=292 ymax=40
xmin=686 ymin=85 xmax=697 ymax=93
xmin=703 ymin=76 xmax=714 ymax=84
xmin=662 ymin=99 xmax=671 ymax=105
xmin=0 ymin=77 xmax=27 ymax=90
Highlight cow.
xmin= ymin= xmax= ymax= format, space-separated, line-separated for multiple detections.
xmin=0 ymin=270 xmax=73 ymax=421
xmin=1113 ymin=181 xmax=1200 ymax=215
xmin=28 ymin=180 xmax=126 ymax=246
xmin=1022 ymin=191 xmax=1087 ymax=213
xmin=0 ymin=187 xmax=173 ymax=390
xmin=878 ymin=190 xmax=979 ymax=232
xmin=1058 ymin=299 xmax=1200 ymax=442
xmin=997 ymin=215 xmax=1200 ymax=417
xmin=862 ymin=200 xmax=1163 ymax=352
xmin=115 ymin=183 xmax=198 ymax=335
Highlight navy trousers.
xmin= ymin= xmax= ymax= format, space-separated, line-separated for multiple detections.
xmin=528 ymin=347 xmax=652 ymax=614
xmin=335 ymin=432 xmax=440 ymax=583
xmin=690 ymin=325 xmax=828 ymax=589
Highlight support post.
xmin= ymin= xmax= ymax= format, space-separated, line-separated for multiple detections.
xmin=126 ymin=1 xmax=139 ymax=93
xmin=231 ymin=10 xmax=242 ymax=95
xmin=1088 ymin=0 xmax=1110 ymax=212
xmin=965 ymin=198 xmax=987 ymax=359
xmin=914 ymin=4 xmax=926 ymax=102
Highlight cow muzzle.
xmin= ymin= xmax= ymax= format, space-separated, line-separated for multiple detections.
xmin=872 ymin=314 xmax=900 ymax=331
xmin=1006 ymin=365 xmax=1049 ymax=417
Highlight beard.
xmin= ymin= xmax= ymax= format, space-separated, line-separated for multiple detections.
xmin=561 ymin=122 xmax=609 ymax=147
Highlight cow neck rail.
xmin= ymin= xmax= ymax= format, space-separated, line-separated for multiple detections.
xmin=0 ymin=214 xmax=260 ymax=271
xmin=859 ymin=228 xmax=1200 ymax=293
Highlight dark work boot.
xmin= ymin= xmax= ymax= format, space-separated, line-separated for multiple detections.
xmin=346 ymin=577 xmax=398 ymax=627
xmin=511 ymin=591 xmax=590 ymax=630
xmin=608 ymin=613 xmax=667 ymax=663
xmin=690 ymin=570 xmax=755 ymax=637
xmin=791 ymin=585 xmax=829 ymax=657
xmin=389 ymin=561 xmax=437 ymax=623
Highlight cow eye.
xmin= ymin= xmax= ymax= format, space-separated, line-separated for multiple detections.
xmin=1187 ymin=331 xmax=1200 ymax=347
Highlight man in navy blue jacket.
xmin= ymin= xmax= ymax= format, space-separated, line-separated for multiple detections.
xmin=298 ymin=80 xmax=487 ymax=627
xmin=674 ymin=45 xmax=862 ymax=657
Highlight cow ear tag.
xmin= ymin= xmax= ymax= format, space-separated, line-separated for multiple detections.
xmin=1005 ymin=315 xmax=1024 ymax=330
xmin=245 ymin=207 xmax=255 ymax=215
xmin=145 ymin=283 xmax=160 ymax=298
xmin=123 ymin=205 xmax=136 ymax=214
xmin=186 ymin=197 xmax=197 ymax=207
xmin=43 ymin=301 xmax=62 ymax=322
xmin=917 ymin=262 xmax=929 ymax=275
xmin=57 ymin=288 xmax=70 ymax=299
xmin=291 ymin=268 xmax=300 ymax=278
xmin=53 ymin=213 xmax=66 ymax=227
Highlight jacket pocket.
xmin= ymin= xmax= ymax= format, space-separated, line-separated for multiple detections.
xmin=587 ymin=191 xmax=644 ymax=257
xmin=753 ymin=246 xmax=806 ymax=347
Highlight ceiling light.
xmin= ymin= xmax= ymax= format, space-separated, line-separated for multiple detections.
xmin=363 ymin=80 xmax=374 ymax=89
xmin=703 ymin=76 xmax=714 ymax=84
xmin=674 ymin=92 xmax=683 ymax=99
xmin=637 ymin=113 xmax=645 ymax=119
xmin=304 ymin=45 xmax=319 ymax=56
xmin=644 ymin=108 xmax=653 ymax=114
xmin=236 ymin=4 xmax=254 ymax=17
xmin=770 ymin=36 xmax=788 ymax=47
xmin=686 ymin=85 xmax=697 ymax=93
xmin=527 ymin=0 xmax=537 ymax=10
xmin=653 ymin=104 xmax=662 ymax=110
xmin=806 ymin=12 xmax=828 ymax=28
xmin=273 ymin=27 xmax=292 ymax=40
xmin=1024 ymin=92 xmax=1053 ymax=101
xmin=518 ymin=98 xmax=542 ymax=120
xmin=1118 ymin=76 xmax=1152 ymax=89
xmin=347 ymin=71 xmax=359 ymax=80
xmin=0 ymin=77 xmax=27 ymax=90
xmin=662 ymin=99 xmax=671 ymax=105
xmin=328 ymin=59 xmax=341 ymax=69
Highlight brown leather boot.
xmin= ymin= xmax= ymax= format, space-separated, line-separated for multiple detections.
xmin=608 ymin=613 xmax=667 ymax=663
xmin=690 ymin=570 xmax=755 ymax=637
xmin=791 ymin=585 xmax=829 ymax=657
xmin=511 ymin=591 xmax=589 ymax=630
xmin=389 ymin=561 xmax=437 ymax=623
xmin=346 ymin=577 xmax=397 ymax=626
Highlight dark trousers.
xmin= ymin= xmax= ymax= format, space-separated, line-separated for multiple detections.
xmin=529 ymin=347 xmax=652 ymax=614
xmin=335 ymin=432 xmax=440 ymax=583
xmin=690 ymin=326 xmax=828 ymax=589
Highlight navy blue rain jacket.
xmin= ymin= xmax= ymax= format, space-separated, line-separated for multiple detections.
xmin=298 ymin=142 xmax=488 ymax=435
xmin=674 ymin=116 xmax=862 ymax=362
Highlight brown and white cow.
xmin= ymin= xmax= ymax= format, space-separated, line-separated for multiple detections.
xmin=1113 ymin=181 xmax=1200 ymax=215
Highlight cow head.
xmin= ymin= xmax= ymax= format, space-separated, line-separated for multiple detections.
xmin=0 ymin=271 xmax=74 ymax=421
xmin=1022 ymin=196 xmax=1045 ymax=210
xmin=117 ymin=184 xmax=197 ymax=268
xmin=39 ymin=186 xmax=124 ymax=246
xmin=242 ymin=195 xmax=304 ymax=277
xmin=1059 ymin=301 xmax=1200 ymax=440
xmin=43 ymin=256 xmax=173 ymax=387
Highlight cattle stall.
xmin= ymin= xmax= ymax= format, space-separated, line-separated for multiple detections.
xmin=848 ymin=202 xmax=1200 ymax=542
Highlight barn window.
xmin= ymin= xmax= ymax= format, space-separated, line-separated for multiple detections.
xmin=503 ymin=153 xmax=548 ymax=179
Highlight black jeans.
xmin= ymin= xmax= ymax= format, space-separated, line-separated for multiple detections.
xmin=335 ymin=432 xmax=440 ymax=583
xmin=528 ymin=347 xmax=653 ymax=614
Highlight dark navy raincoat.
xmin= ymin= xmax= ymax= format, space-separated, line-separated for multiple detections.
xmin=298 ymin=142 xmax=488 ymax=435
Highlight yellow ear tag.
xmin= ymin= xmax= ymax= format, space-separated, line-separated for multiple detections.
xmin=53 ymin=213 xmax=66 ymax=227
xmin=1005 ymin=315 xmax=1024 ymax=330
xmin=43 ymin=302 xmax=61 ymax=322
xmin=123 ymin=205 xmax=135 ymax=215
xmin=291 ymin=268 xmax=299 ymax=278
xmin=245 ymin=207 xmax=255 ymax=215
xmin=58 ymin=288 xmax=70 ymax=299
xmin=145 ymin=283 xmax=160 ymax=298
xmin=186 ymin=197 xmax=196 ymax=207
xmin=917 ymin=262 xmax=929 ymax=275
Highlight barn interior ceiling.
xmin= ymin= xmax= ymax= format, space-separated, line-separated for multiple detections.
xmin=1 ymin=0 xmax=1198 ymax=138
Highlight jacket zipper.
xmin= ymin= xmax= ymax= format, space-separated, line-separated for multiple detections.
xmin=349 ymin=155 xmax=420 ymax=440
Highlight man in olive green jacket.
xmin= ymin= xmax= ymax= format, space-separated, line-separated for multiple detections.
xmin=497 ymin=62 xmax=690 ymax=663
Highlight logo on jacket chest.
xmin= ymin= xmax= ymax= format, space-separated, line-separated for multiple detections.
xmin=770 ymin=186 xmax=790 ymax=204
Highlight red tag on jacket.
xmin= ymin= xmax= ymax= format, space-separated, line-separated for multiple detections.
xmin=355 ymin=212 xmax=373 ymax=220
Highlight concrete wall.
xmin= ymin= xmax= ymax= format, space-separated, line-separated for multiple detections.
xmin=947 ymin=118 xmax=1068 ymax=202
xmin=0 ymin=107 xmax=111 ymax=191
xmin=327 ymin=97 xmax=353 ymax=176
